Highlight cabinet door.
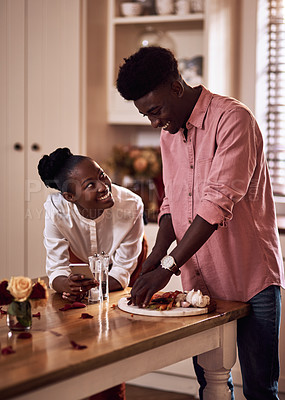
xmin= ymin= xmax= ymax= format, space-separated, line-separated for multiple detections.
xmin=0 ymin=0 xmax=82 ymax=279
xmin=0 ymin=0 xmax=26 ymax=278
xmin=26 ymin=0 xmax=81 ymax=278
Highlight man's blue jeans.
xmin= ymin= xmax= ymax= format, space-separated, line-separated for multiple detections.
xmin=193 ymin=285 xmax=281 ymax=399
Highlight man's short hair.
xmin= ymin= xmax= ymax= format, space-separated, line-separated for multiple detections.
xmin=116 ymin=46 xmax=179 ymax=101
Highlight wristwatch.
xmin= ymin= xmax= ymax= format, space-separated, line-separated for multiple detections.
xmin=160 ymin=255 xmax=181 ymax=276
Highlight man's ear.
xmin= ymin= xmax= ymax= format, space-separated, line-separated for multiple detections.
xmin=171 ymin=80 xmax=184 ymax=98
xmin=62 ymin=192 xmax=75 ymax=203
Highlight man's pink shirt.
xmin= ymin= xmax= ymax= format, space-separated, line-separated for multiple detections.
xmin=158 ymin=86 xmax=285 ymax=302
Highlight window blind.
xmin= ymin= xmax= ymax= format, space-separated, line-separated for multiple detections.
xmin=266 ymin=0 xmax=285 ymax=195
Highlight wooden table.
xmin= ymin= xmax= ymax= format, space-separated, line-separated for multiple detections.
xmin=0 ymin=289 xmax=250 ymax=400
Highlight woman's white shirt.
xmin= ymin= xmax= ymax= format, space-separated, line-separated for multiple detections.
xmin=43 ymin=184 xmax=144 ymax=289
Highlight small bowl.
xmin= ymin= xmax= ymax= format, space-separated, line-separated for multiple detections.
xmin=121 ymin=2 xmax=143 ymax=17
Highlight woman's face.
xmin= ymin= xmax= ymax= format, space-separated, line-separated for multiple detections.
xmin=64 ymin=158 xmax=114 ymax=219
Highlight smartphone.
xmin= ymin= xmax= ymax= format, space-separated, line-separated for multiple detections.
xmin=69 ymin=263 xmax=94 ymax=280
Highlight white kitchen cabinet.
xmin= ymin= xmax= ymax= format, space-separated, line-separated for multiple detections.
xmin=0 ymin=0 xmax=82 ymax=279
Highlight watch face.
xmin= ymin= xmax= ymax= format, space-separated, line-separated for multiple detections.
xmin=162 ymin=255 xmax=175 ymax=268
xmin=161 ymin=255 xmax=180 ymax=276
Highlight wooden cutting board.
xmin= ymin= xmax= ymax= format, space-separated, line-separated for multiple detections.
xmin=118 ymin=297 xmax=210 ymax=317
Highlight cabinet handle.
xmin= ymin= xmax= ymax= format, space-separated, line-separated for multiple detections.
xmin=13 ymin=143 xmax=23 ymax=151
xmin=31 ymin=143 xmax=40 ymax=151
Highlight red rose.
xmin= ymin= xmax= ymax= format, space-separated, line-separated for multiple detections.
xmin=30 ymin=282 xmax=46 ymax=299
xmin=0 ymin=280 xmax=13 ymax=305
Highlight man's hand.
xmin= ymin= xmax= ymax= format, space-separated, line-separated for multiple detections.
xmin=130 ymin=215 xmax=218 ymax=308
xmin=140 ymin=251 xmax=162 ymax=275
xmin=130 ymin=266 xmax=172 ymax=307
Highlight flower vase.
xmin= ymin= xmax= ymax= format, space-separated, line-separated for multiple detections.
xmin=7 ymin=300 xmax=32 ymax=331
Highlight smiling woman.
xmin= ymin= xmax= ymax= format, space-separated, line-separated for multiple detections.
xmin=38 ymin=148 xmax=114 ymax=220
xmin=37 ymin=147 xmax=145 ymax=302
xmin=37 ymin=148 xmax=145 ymax=400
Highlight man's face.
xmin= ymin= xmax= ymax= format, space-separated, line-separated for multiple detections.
xmin=134 ymin=81 xmax=186 ymax=134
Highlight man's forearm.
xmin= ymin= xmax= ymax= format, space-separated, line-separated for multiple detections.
xmin=170 ymin=214 xmax=217 ymax=268
xmin=151 ymin=213 xmax=176 ymax=257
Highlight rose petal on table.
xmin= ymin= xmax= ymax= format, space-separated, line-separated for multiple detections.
xmin=1 ymin=346 xmax=15 ymax=355
xmin=59 ymin=302 xmax=86 ymax=311
xmin=32 ymin=312 xmax=41 ymax=318
xmin=80 ymin=313 xmax=93 ymax=319
xmin=17 ymin=332 xmax=32 ymax=339
xmin=70 ymin=340 xmax=87 ymax=350
xmin=71 ymin=302 xmax=86 ymax=309
xmin=59 ymin=304 xmax=73 ymax=311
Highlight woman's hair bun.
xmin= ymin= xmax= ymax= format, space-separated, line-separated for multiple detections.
xmin=38 ymin=147 xmax=73 ymax=190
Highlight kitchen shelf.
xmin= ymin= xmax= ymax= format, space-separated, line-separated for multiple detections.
xmin=107 ymin=0 xmax=208 ymax=125
xmin=114 ymin=13 xmax=204 ymax=24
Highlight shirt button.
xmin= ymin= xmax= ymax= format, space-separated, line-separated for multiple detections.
xmin=188 ymin=192 xmax=192 ymax=197
xmin=188 ymin=219 xmax=192 ymax=224
xmin=190 ymin=165 xmax=194 ymax=169
xmin=183 ymin=139 xmax=187 ymax=143
xmin=196 ymin=271 xmax=200 ymax=276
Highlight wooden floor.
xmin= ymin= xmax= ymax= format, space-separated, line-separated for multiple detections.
xmin=125 ymin=384 xmax=197 ymax=399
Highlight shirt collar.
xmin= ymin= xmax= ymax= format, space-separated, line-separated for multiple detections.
xmin=73 ymin=203 xmax=106 ymax=225
xmin=185 ymin=85 xmax=213 ymax=130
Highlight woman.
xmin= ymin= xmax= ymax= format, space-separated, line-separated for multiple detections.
xmin=38 ymin=147 xmax=146 ymax=400
xmin=38 ymin=147 xmax=145 ymax=301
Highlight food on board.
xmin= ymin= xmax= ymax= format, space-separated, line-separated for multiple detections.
xmin=146 ymin=289 xmax=210 ymax=311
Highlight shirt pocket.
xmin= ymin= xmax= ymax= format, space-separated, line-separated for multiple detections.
xmin=196 ymin=158 xmax=213 ymax=197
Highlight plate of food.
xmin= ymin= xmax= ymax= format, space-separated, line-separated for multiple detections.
xmin=118 ymin=290 xmax=215 ymax=317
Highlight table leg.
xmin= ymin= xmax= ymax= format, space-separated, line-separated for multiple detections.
xmin=197 ymin=321 xmax=237 ymax=400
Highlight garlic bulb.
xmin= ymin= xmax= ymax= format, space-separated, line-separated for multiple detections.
xmin=186 ymin=289 xmax=210 ymax=308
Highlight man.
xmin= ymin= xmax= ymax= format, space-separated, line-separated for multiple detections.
xmin=116 ymin=46 xmax=285 ymax=399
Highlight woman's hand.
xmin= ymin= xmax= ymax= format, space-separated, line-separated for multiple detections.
xmin=53 ymin=275 xmax=98 ymax=302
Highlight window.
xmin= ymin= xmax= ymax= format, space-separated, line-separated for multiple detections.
xmin=266 ymin=0 xmax=285 ymax=195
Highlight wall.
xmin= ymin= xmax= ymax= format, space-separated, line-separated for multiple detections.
xmin=238 ymin=0 xmax=258 ymax=111
xmin=85 ymin=0 xmax=135 ymax=164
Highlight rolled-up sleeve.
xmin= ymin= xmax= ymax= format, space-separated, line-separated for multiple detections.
xmin=157 ymin=195 xmax=171 ymax=223
xmin=197 ymin=107 xmax=257 ymax=225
